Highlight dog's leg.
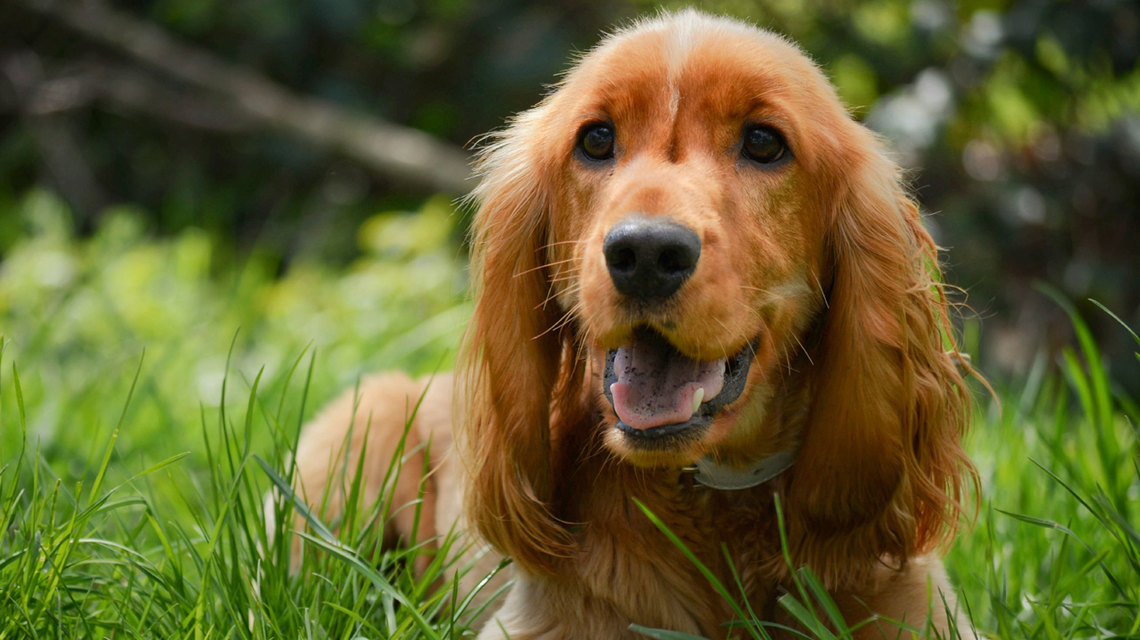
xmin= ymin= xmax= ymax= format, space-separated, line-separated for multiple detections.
xmin=832 ymin=553 xmax=975 ymax=639
xmin=287 ymin=372 xmax=440 ymax=571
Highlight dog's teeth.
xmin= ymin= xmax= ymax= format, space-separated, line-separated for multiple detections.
xmin=691 ymin=387 xmax=704 ymax=414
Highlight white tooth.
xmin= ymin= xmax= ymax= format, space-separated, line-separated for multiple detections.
xmin=691 ymin=387 xmax=705 ymax=415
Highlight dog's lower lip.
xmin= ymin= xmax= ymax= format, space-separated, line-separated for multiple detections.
xmin=615 ymin=416 xmax=710 ymax=447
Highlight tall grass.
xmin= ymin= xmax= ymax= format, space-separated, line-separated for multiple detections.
xmin=0 ymin=341 xmax=498 ymax=638
xmin=945 ymin=296 xmax=1139 ymax=639
xmin=1 ymin=196 xmax=1137 ymax=637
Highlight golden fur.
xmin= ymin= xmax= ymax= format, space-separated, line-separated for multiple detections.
xmin=291 ymin=11 xmax=977 ymax=639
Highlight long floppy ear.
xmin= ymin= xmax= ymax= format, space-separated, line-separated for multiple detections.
xmin=784 ymin=138 xmax=977 ymax=586
xmin=457 ymin=106 xmax=573 ymax=575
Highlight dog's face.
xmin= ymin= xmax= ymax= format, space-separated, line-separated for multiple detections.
xmin=464 ymin=11 xmax=972 ymax=577
xmin=535 ymin=19 xmax=853 ymax=467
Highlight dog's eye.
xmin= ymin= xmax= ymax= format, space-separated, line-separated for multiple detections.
xmin=578 ymin=123 xmax=615 ymax=161
xmin=741 ymin=125 xmax=787 ymax=164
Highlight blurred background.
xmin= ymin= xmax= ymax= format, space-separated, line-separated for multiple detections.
xmin=2 ymin=0 xmax=1138 ymax=388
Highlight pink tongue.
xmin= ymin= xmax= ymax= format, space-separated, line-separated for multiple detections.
xmin=610 ymin=333 xmax=726 ymax=430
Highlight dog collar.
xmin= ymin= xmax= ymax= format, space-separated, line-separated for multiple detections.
xmin=681 ymin=449 xmax=798 ymax=490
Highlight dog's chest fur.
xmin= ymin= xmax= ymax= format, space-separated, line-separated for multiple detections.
xmin=552 ymin=452 xmax=789 ymax=637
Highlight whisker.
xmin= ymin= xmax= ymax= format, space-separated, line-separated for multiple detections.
xmin=779 ymin=344 xmax=793 ymax=376
xmin=541 ymin=239 xmax=586 ymax=249
xmin=574 ymin=332 xmax=594 ymax=376
xmin=548 ymin=304 xmax=582 ymax=335
xmin=812 ymin=272 xmax=828 ymax=308
xmin=532 ymin=276 xmax=579 ymax=315
xmin=533 ymin=288 xmax=584 ymax=340
xmin=709 ymin=317 xmax=734 ymax=362
xmin=790 ymin=332 xmax=814 ymax=366
xmin=543 ymin=257 xmax=581 ymax=268
xmin=513 ymin=256 xmax=579 ymax=278
xmin=549 ymin=270 xmax=582 ymax=284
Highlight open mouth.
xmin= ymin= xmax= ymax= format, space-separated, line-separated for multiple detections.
xmin=603 ymin=328 xmax=756 ymax=444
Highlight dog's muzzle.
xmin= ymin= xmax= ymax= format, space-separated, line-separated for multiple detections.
xmin=603 ymin=328 xmax=755 ymax=446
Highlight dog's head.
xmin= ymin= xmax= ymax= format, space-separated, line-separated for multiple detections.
xmin=460 ymin=10 xmax=975 ymax=579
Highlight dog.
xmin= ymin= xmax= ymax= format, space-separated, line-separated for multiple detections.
xmin=289 ymin=10 xmax=978 ymax=639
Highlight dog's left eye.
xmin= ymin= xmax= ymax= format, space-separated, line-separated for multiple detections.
xmin=578 ymin=123 xmax=616 ymax=161
xmin=741 ymin=125 xmax=788 ymax=164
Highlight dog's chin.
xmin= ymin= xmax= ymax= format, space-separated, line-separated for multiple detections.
xmin=600 ymin=327 xmax=757 ymax=467
xmin=601 ymin=415 xmax=730 ymax=468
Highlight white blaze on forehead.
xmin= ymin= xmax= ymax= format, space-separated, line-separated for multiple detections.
xmin=662 ymin=11 xmax=702 ymax=126
xmin=585 ymin=10 xmax=806 ymax=150
xmin=637 ymin=11 xmax=762 ymax=134
xmin=668 ymin=84 xmax=681 ymax=124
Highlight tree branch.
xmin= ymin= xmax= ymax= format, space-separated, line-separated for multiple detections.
xmin=17 ymin=0 xmax=474 ymax=193
xmin=2 ymin=51 xmax=106 ymax=220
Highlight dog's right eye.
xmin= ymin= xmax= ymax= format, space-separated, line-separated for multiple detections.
xmin=578 ymin=123 xmax=615 ymax=161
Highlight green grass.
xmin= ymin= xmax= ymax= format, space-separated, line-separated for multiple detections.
xmin=1 ymin=193 xmax=1138 ymax=638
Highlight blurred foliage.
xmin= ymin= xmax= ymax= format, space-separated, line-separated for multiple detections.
xmin=2 ymin=0 xmax=1139 ymax=381
xmin=0 ymin=189 xmax=468 ymax=467
xmin=0 ymin=0 xmax=629 ymax=251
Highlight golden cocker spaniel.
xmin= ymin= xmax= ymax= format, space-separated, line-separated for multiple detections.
xmin=291 ymin=10 xmax=978 ymax=639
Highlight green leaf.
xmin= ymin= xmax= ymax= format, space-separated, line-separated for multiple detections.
xmin=629 ymin=624 xmax=712 ymax=640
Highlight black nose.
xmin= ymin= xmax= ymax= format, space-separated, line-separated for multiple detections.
xmin=603 ymin=216 xmax=701 ymax=300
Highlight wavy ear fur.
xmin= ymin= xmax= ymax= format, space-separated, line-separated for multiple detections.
xmin=458 ymin=106 xmax=573 ymax=575
xmin=785 ymin=139 xmax=977 ymax=587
